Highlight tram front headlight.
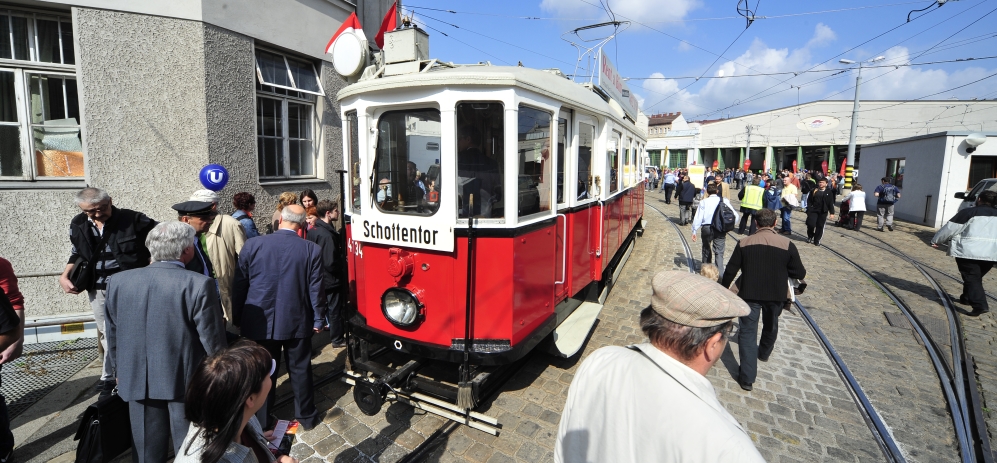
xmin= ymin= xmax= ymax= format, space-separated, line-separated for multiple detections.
xmin=382 ymin=288 xmax=422 ymax=327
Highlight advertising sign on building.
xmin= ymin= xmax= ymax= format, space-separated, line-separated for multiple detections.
xmin=597 ymin=49 xmax=639 ymax=121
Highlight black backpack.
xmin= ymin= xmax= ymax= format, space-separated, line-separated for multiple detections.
xmin=711 ymin=199 xmax=736 ymax=235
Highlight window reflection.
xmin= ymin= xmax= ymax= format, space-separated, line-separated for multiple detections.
xmin=375 ymin=108 xmax=442 ymax=216
xmin=457 ymin=102 xmax=504 ymax=218
xmin=577 ymin=123 xmax=594 ymax=200
xmin=518 ymin=106 xmax=552 ymax=217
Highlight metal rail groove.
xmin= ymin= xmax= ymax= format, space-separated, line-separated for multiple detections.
xmin=645 ymin=203 xmax=696 ymax=272
xmin=724 ymin=232 xmax=907 ymax=463
xmin=796 ymin=231 xmax=975 ymax=463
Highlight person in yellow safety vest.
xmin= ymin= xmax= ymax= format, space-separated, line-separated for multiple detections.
xmin=737 ymin=178 xmax=765 ymax=235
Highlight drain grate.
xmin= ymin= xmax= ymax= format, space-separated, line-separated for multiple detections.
xmin=884 ymin=312 xmax=911 ymax=329
xmin=1 ymin=338 xmax=98 ymax=419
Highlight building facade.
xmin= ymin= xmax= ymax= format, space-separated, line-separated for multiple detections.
xmin=1 ymin=0 xmax=391 ymax=336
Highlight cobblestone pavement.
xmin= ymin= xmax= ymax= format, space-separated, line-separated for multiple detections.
xmin=284 ymin=197 xmax=885 ymax=462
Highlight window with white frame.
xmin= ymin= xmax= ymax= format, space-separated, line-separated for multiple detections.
xmin=254 ymin=48 xmax=324 ymax=180
xmin=0 ymin=9 xmax=81 ymax=181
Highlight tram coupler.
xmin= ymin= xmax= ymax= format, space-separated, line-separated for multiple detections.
xmin=353 ymin=359 xmax=423 ymax=416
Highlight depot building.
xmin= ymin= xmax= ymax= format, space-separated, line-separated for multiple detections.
xmin=0 ymin=0 xmax=392 ymax=338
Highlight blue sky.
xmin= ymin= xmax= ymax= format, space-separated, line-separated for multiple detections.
xmin=397 ymin=0 xmax=997 ymax=120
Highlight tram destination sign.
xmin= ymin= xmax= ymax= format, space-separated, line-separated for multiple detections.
xmin=354 ymin=214 xmax=455 ymax=253
xmin=597 ymin=49 xmax=639 ymax=121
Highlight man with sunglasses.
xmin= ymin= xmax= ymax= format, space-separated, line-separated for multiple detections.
xmin=60 ymin=187 xmax=157 ymax=398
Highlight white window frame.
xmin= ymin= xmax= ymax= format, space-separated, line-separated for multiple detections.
xmin=0 ymin=10 xmax=75 ymax=66
xmin=253 ymin=47 xmax=324 ymax=97
xmin=256 ymin=92 xmax=318 ymax=180
xmin=24 ymin=69 xmax=81 ymax=180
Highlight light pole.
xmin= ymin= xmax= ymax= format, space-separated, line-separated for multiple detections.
xmin=840 ymin=55 xmax=884 ymax=189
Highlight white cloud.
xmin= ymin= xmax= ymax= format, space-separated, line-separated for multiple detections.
xmin=540 ymin=0 xmax=700 ymax=25
xmin=854 ymin=46 xmax=995 ymax=101
xmin=643 ymin=24 xmax=837 ymax=117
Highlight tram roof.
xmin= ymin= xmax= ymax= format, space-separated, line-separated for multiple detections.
xmin=338 ymin=65 xmax=625 ymax=124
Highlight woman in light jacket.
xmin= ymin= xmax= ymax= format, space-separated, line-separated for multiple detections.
xmin=842 ymin=184 xmax=867 ymax=231
xmin=176 ymin=342 xmax=295 ymax=463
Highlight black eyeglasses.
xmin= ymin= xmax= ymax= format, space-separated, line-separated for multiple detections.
xmin=81 ymin=203 xmax=110 ymax=215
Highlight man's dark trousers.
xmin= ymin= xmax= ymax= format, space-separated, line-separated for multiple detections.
xmin=806 ymin=212 xmax=828 ymax=243
xmin=325 ymin=291 xmax=344 ymax=343
xmin=956 ymin=258 xmax=994 ymax=313
xmin=700 ymin=229 xmax=727 ymax=277
xmin=664 ymin=183 xmax=675 ymax=204
xmin=129 ymin=399 xmax=187 ymax=462
xmin=0 ymin=367 xmax=11 ymax=456
xmin=737 ymin=300 xmax=784 ymax=385
xmin=737 ymin=210 xmax=757 ymax=235
xmin=256 ymin=337 xmax=318 ymax=429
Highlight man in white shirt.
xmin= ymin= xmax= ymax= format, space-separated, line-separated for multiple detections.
xmin=555 ymin=270 xmax=763 ymax=463
xmin=691 ymin=183 xmax=739 ymax=278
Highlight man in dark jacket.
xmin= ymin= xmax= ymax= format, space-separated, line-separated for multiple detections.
xmin=676 ymin=175 xmax=697 ymax=225
xmin=306 ymin=199 xmax=346 ymax=347
xmin=58 ymin=187 xmax=157 ymax=397
xmin=805 ymin=177 xmax=836 ymax=246
xmin=721 ymin=209 xmax=806 ymax=391
xmin=234 ymin=204 xmax=324 ymax=429
xmin=931 ymin=190 xmax=997 ymax=315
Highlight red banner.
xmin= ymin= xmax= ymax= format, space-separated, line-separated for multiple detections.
xmin=840 ymin=159 xmax=847 ymax=177
xmin=821 ymin=160 xmax=828 ymax=175
xmin=743 ymin=159 xmax=751 ymax=171
xmin=712 ymin=160 xmax=719 ymax=170
xmin=792 ymin=159 xmax=798 ymax=173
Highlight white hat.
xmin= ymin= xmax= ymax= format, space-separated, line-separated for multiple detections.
xmin=189 ymin=189 xmax=220 ymax=203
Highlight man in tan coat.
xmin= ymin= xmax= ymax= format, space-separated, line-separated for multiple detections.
xmin=189 ymin=190 xmax=247 ymax=327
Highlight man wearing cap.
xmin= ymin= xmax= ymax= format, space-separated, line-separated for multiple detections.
xmin=722 ymin=209 xmax=807 ymax=391
xmin=188 ymin=190 xmax=247 ymax=325
xmin=172 ymin=200 xmax=216 ymax=279
xmin=555 ymin=271 xmax=764 ymax=463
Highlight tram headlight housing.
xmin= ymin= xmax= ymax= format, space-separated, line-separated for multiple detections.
xmin=381 ymin=288 xmax=422 ymax=327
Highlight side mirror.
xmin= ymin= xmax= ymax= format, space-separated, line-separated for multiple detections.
xmin=954 ymin=192 xmax=966 ymax=199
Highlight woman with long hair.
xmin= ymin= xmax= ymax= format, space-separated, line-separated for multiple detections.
xmin=299 ymin=189 xmax=318 ymax=209
xmin=176 ymin=342 xmax=296 ymax=463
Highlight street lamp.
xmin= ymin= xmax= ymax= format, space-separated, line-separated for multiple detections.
xmin=840 ymin=55 xmax=885 ymax=189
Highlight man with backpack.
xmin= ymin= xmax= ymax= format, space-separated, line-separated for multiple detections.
xmin=799 ymin=173 xmax=815 ymax=212
xmin=874 ymin=177 xmax=902 ymax=231
xmin=691 ymin=183 xmax=739 ymax=278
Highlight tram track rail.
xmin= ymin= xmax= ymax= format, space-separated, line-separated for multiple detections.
xmin=645 ymin=199 xmax=907 ymax=462
xmin=778 ymin=214 xmax=991 ymax=462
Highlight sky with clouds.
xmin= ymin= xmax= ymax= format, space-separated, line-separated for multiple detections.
xmin=398 ymin=0 xmax=997 ymax=120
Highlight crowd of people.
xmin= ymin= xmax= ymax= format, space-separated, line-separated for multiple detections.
xmin=27 ymin=186 xmax=343 ymax=462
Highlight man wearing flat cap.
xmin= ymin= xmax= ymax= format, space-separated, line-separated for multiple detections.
xmin=188 ymin=190 xmax=247 ymax=326
xmin=555 ymin=271 xmax=764 ymax=463
xmin=172 ymin=200 xmax=216 ymax=279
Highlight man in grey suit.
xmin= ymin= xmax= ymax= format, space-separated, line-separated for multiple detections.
xmin=105 ymin=222 xmax=226 ymax=462
xmin=234 ymin=204 xmax=325 ymax=430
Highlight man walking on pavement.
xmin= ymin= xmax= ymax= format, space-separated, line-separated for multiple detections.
xmin=737 ymin=178 xmax=764 ymax=235
xmin=662 ymin=169 xmax=677 ymax=204
xmin=805 ymin=177 xmax=836 ymax=246
xmin=105 ymin=222 xmax=227 ymax=462
xmin=234 ymin=204 xmax=325 ymax=430
xmin=59 ymin=187 xmax=157 ymax=398
xmin=676 ymin=174 xmax=697 ymax=225
xmin=721 ymin=209 xmax=807 ymax=391
xmin=931 ymin=190 xmax=997 ymax=316
xmin=306 ymin=199 xmax=346 ymax=347
xmin=779 ymin=175 xmax=799 ymax=235
xmin=555 ymin=270 xmax=762 ymax=463
xmin=874 ymin=177 xmax=901 ymax=231
xmin=188 ymin=190 xmax=247 ymax=327
xmin=692 ymin=184 xmax=738 ymax=278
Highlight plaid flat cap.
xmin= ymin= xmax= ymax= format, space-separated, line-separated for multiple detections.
xmin=651 ymin=270 xmax=751 ymax=327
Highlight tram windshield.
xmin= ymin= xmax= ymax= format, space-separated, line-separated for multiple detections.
xmin=373 ymin=108 xmax=442 ymax=216
xmin=456 ymin=102 xmax=504 ymax=219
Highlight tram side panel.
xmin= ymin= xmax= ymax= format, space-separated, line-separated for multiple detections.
xmin=510 ymin=226 xmax=557 ymax=344
xmin=568 ymin=205 xmax=596 ymax=297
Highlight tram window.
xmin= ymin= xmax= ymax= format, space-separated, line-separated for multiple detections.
xmin=347 ymin=111 xmax=360 ymax=213
xmin=456 ymin=102 xmax=504 ymax=219
xmin=577 ymin=123 xmax=595 ymax=200
xmin=608 ymin=131 xmax=620 ymax=193
xmin=373 ymin=108 xmax=442 ymax=216
xmin=518 ymin=105 xmax=553 ymax=218
xmin=556 ymin=115 xmax=568 ymax=205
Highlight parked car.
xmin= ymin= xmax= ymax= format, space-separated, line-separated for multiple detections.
xmin=955 ymin=178 xmax=997 ymax=211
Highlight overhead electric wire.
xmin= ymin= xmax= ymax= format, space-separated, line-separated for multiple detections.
xmin=410 ymin=19 xmax=513 ymax=65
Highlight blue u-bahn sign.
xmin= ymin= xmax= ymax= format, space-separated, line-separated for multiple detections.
xmin=199 ymin=164 xmax=229 ymax=191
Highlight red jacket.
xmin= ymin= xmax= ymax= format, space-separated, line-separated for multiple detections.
xmin=0 ymin=258 xmax=23 ymax=311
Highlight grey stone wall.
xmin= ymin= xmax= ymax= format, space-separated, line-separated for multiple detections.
xmin=2 ymin=8 xmax=346 ymax=319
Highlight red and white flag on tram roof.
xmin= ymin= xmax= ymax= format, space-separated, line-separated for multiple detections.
xmin=325 ymin=12 xmax=365 ymax=54
xmin=375 ymin=2 xmax=398 ymax=49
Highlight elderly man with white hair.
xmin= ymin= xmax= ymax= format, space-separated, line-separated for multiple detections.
xmin=105 ymin=221 xmax=226 ymax=463
xmin=187 ymin=189 xmax=248 ymax=326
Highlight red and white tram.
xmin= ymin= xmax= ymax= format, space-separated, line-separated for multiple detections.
xmin=338 ymin=28 xmax=646 ymax=423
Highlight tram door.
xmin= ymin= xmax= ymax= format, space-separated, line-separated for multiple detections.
xmin=554 ymin=111 xmax=570 ymax=303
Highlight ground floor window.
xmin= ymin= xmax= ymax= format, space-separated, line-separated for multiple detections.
xmin=886 ymin=158 xmax=905 ymax=188
xmin=254 ymin=47 xmax=322 ymax=180
xmin=667 ymin=150 xmax=687 ymax=169
xmin=967 ymin=156 xmax=996 ymax=190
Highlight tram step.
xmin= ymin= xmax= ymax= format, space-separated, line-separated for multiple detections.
xmin=548 ymin=301 xmax=603 ymax=358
